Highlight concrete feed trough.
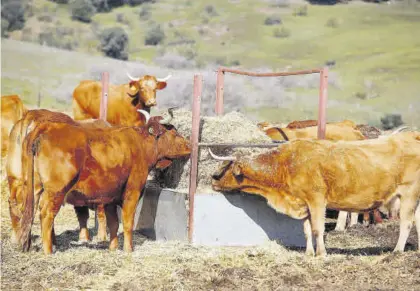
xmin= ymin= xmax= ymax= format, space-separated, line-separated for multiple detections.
xmin=120 ymin=110 xmax=305 ymax=248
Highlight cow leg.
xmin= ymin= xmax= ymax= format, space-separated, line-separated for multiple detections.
xmin=389 ymin=197 xmax=401 ymax=220
xmin=95 ymin=204 xmax=108 ymax=242
xmin=393 ymin=184 xmax=419 ymax=253
xmin=74 ymin=206 xmax=90 ymax=242
xmin=303 ymin=218 xmax=314 ymax=256
xmin=349 ymin=212 xmax=358 ymax=227
xmin=414 ymin=203 xmax=420 ymax=251
xmin=373 ymin=209 xmax=383 ymax=224
xmin=39 ymin=192 xmax=65 ymax=255
xmin=309 ymin=202 xmax=327 ymax=257
xmin=121 ymin=189 xmax=142 ymax=253
xmin=335 ymin=211 xmax=348 ymax=231
xmin=363 ymin=212 xmax=370 ymax=226
xmin=105 ymin=204 xmax=119 ymax=251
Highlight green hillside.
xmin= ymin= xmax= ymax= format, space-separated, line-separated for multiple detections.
xmin=2 ymin=0 xmax=420 ymax=127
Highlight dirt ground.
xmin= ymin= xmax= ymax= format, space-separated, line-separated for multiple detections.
xmin=1 ymin=181 xmax=419 ymax=291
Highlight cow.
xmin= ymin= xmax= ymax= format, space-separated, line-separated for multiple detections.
xmin=72 ymin=73 xmax=172 ymax=126
xmin=258 ymin=119 xmax=406 ymax=230
xmin=12 ymin=110 xmax=191 ymax=254
xmin=7 ymin=108 xmax=176 ymax=246
xmin=6 ymin=109 xmax=113 ymax=245
xmin=210 ymin=131 xmax=420 ymax=256
xmin=1 ymin=95 xmax=27 ymax=159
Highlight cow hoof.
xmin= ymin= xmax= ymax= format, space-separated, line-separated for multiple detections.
xmin=305 ymin=249 xmax=315 ymax=256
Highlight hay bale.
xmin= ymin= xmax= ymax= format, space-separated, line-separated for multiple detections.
xmin=153 ymin=109 xmax=273 ymax=192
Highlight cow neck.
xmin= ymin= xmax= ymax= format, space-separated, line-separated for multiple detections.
xmin=137 ymin=127 xmax=159 ymax=169
xmin=240 ymin=150 xmax=287 ymax=189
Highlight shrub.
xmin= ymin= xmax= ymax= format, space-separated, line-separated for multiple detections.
xmin=326 ymin=17 xmax=339 ymax=28
xmin=100 ymin=27 xmax=129 ymax=60
xmin=154 ymin=52 xmax=196 ymax=69
xmin=204 ymin=5 xmax=218 ymax=17
xmin=264 ymin=16 xmax=282 ymax=25
xmin=50 ymin=0 xmax=69 ymax=3
xmin=1 ymin=0 xmax=26 ymax=32
xmin=71 ymin=0 xmax=96 ymax=23
xmin=380 ymin=114 xmax=404 ymax=130
xmin=37 ymin=14 xmax=54 ymax=23
xmin=139 ymin=5 xmax=151 ymax=20
xmin=91 ymin=0 xmax=110 ymax=12
xmin=127 ymin=0 xmax=154 ymax=5
xmin=294 ymin=5 xmax=308 ymax=16
xmin=145 ymin=22 xmax=165 ymax=45
xmin=1 ymin=19 xmax=9 ymax=37
xmin=107 ymin=0 xmax=125 ymax=8
xmin=273 ymin=27 xmax=290 ymax=38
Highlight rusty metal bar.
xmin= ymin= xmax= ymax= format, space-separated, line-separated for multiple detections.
xmin=188 ymin=74 xmax=202 ymax=243
xmin=317 ymin=67 xmax=328 ymax=139
xmin=198 ymin=142 xmax=285 ymax=147
xmin=219 ymin=66 xmax=322 ymax=77
xmin=215 ymin=69 xmax=225 ymax=115
xmin=99 ymin=72 xmax=109 ymax=121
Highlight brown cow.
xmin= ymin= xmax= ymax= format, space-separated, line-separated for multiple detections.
xmin=1 ymin=95 xmax=27 ymax=159
xmin=210 ymin=132 xmax=420 ymax=256
xmin=6 ymin=109 xmax=113 ymax=245
xmin=72 ymin=73 xmax=171 ymax=126
xmin=7 ymin=109 xmax=175 ymax=246
xmin=13 ymin=110 xmax=191 ymax=254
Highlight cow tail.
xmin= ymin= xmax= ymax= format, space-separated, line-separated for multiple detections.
xmin=17 ymin=123 xmax=45 ymax=252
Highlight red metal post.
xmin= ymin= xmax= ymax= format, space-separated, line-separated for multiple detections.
xmin=317 ymin=67 xmax=328 ymax=139
xmin=215 ymin=69 xmax=225 ymax=115
xmin=100 ymin=72 xmax=109 ymax=121
xmin=188 ymin=74 xmax=202 ymax=243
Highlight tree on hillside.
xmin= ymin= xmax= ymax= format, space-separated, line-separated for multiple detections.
xmin=1 ymin=0 xmax=26 ymax=33
xmin=71 ymin=0 xmax=96 ymax=23
xmin=100 ymin=27 xmax=129 ymax=60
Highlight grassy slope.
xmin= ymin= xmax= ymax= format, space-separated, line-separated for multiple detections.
xmin=3 ymin=0 xmax=420 ymax=126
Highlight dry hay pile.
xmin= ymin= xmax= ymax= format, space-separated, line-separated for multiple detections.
xmin=152 ymin=109 xmax=273 ymax=192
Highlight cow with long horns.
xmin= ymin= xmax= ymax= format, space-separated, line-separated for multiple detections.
xmin=72 ymin=73 xmax=172 ymax=126
xmin=12 ymin=109 xmax=191 ymax=254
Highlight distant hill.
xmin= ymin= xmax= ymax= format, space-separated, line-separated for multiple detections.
xmin=2 ymin=0 xmax=420 ymax=128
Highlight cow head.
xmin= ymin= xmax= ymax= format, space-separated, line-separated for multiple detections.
xmin=138 ymin=109 xmax=191 ymax=167
xmin=210 ymin=149 xmax=281 ymax=196
xmin=127 ymin=73 xmax=172 ymax=108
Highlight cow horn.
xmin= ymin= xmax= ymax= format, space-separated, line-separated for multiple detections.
xmin=159 ymin=107 xmax=177 ymax=124
xmin=137 ymin=109 xmax=151 ymax=123
xmin=127 ymin=72 xmax=140 ymax=81
xmin=208 ymin=148 xmax=237 ymax=161
xmin=156 ymin=74 xmax=172 ymax=82
xmin=389 ymin=125 xmax=410 ymax=135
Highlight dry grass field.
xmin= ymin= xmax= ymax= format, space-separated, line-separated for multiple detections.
xmin=1 ymin=178 xmax=419 ymax=290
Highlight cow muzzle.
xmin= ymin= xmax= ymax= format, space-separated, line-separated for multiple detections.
xmin=145 ymin=99 xmax=157 ymax=107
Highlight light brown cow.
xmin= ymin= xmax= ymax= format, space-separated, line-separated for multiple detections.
xmin=13 ymin=111 xmax=191 ymax=254
xmin=210 ymin=132 xmax=420 ymax=256
xmin=72 ymin=73 xmax=171 ymax=126
xmin=258 ymin=119 xmax=406 ymax=230
xmin=1 ymin=95 xmax=27 ymax=159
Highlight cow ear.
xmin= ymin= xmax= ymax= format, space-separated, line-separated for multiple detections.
xmin=156 ymin=81 xmax=167 ymax=90
xmin=233 ymin=163 xmax=242 ymax=176
xmin=129 ymin=81 xmax=139 ymax=94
